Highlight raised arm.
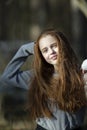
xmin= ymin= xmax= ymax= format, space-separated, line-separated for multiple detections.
xmin=0 ymin=42 xmax=34 ymax=90
xmin=81 ymin=59 xmax=87 ymax=97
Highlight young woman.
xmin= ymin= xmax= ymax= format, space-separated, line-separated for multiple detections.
xmin=0 ymin=29 xmax=87 ymax=130
xmin=28 ymin=29 xmax=87 ymax=130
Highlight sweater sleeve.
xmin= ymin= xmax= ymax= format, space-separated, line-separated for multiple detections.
xmin=0 ymin=42 xmax=34 ymax=90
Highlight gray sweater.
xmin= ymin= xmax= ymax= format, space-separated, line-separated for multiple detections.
xmin=0 ymin=42 xmax=86 ymax=130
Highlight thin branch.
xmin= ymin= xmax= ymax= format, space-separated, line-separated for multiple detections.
xmin=73 ymin=0 xmax=87 ymax=18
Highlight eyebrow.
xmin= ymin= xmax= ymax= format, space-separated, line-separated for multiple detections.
xmin=51 ymin=42 xmax=57 ymax=45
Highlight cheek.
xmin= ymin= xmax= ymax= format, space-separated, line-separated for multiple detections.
xmin=42 ymin=53 xmax=49 ymax=61
xmin=55 ymin=47 xmax=59 ymax=54
xmin=54 ymin=48 xmax=59 ymax=58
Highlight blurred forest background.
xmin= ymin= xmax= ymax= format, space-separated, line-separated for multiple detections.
xmin=0 ymin=0 xmax=87 ymax=130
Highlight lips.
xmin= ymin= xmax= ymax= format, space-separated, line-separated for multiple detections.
xmin=51 ymin=55 xmax=57 ymax=60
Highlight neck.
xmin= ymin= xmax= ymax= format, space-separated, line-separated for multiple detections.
xmin=54 ymin=65 xmax=58 ymax=73
xmin=53 ymin=69 xmax=58 ymax=77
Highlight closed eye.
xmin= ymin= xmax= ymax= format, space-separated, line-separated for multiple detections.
xmin=42 ymin=48 xmax=48 ymax=53
xmin=51 ymin=43 xmax=57 ymax=48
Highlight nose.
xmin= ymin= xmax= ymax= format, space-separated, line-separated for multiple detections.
xmin=49 ymin=48 xmax=55 ymax=54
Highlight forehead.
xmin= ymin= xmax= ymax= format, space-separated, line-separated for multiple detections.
xmin=39 ymin=35 xmax=57 ymax=49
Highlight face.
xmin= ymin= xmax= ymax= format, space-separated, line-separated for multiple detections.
xmin=39 ymin=35 xmax=59 ymax=67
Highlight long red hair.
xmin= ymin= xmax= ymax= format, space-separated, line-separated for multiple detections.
xmin=27 ymin=29 xmax=86 ymax=119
